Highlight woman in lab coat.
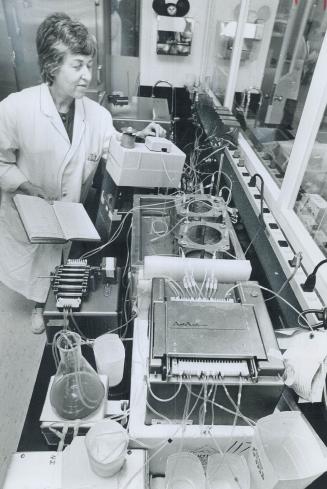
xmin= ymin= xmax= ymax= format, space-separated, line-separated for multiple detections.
xmin=0 ymin=12 xmax=164 ymax=333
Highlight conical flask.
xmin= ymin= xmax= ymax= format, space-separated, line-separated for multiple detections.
xmin=50 ymin=331 xmax=105 ymax=420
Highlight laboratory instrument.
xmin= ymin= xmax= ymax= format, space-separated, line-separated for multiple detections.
xmin=50 ymin=331 xmax=105 ymax=420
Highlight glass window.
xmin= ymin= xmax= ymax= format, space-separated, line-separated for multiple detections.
xmin=294 ymin=106 xmax=327 ymax=256
xmin=209 ymin=0 xmax=241 ymax=104
xmin=234 ymin=0 xmax=326 ymax=188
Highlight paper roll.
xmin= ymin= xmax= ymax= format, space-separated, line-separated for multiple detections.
xmin=143 ymin=256 xmax=252 ymax=282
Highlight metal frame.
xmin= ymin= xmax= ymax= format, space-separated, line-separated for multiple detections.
xmin=224 ymin=0 xmax=250 ymax=109
xmin=218 ymin=0 xmax=327 ymax=304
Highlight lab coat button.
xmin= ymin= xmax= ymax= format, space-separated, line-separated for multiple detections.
xmin=62 ymin=192 xmax=67 ymax=197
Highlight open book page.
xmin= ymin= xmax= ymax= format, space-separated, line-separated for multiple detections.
xmin=52 ymin=201 xmax=100 ymax=241
xmin=13 ymin=194 xmax=64 ymax=241
xmin=283 ymin=331 xmax=327 ymax=402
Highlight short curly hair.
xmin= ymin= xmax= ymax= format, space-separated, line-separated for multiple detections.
xmin=36 ymin=12 xmax=97 ymax=85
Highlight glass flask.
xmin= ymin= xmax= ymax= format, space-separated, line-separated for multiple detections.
xmin=50 ymin=331 xmax=105 ymax=420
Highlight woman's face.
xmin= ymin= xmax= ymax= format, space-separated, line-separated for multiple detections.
xmin=52 ymin=51 xmax=93 ymax=99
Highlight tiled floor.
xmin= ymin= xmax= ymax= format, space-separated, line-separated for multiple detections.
xmin=0 ymin=282 xmax=45 ymax=487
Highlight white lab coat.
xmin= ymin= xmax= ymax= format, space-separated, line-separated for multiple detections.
xmin=0 ymin=84 xmax=116 ymax=302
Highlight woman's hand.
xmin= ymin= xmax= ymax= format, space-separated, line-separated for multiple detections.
xmin=137 ymin=122 xmax=167 ymax=139
xmin=18 ymin=181 xmax=49 ymax=200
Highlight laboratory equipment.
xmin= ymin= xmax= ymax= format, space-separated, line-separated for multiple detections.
xmin=39 ymin=378 xmax=128 ymax=447
xmin=93 ymin=334 xmax=125 ymax=388
xmin=50 ymin=259 xmax=91 ymax=311
xmin=50 ymin=331 xmax=105 ymax=420
xmin=85 ymin=419 xmax=128 ymax=477
xmin=145 ymin=136 xmax=172 ymax=152
xmin=106 ymin=137 xmax=185 ymax=188
xmin=146 ymin=277 xmax=284 ymax=425
xmin=247 ymin=411 xmax=327 ymax=489
xmin=130 ymin=194 xmax=245 ymax=275
xmin=121 ymin=127 xmax=136 ymax=149
xmin=206 ymin=453 xmax=250 ymax=489
xmin=3 ymin=449 xmax=147 ymax=489
xmin=43 ymin=263 xmax=122 ymax=344
xmin=165 ymin=452 xmax=205 ymax=489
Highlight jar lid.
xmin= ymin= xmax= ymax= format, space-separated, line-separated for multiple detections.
xmin=121 ymin=126 xmax=136 ymax=135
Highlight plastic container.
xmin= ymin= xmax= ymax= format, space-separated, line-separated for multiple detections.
xmin=85 ymin=419 xmax=128 ymax=477
xmin=165 ymin=452 xmax=205 ymax=489
xmin=206 ymin=453 xmax=250 ymax=489
xmin=120 ymin=127 xmax=136 ymax=149
xmin=247 ymin=411 xmax=327 ymax=489
xmin=93 ymin=333 xmax=125 ymax=387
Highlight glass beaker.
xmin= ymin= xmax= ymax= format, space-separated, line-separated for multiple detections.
xmin=50 ymin=331 xmax=105 ymax=420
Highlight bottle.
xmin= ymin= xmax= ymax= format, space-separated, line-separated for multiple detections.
xmin=50 ymin=331 xmax=105 ymax=420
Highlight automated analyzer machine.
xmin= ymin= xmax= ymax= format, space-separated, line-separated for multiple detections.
xmin=127 ymin=192 xmax=285 ymax=427
xmin=146 ymin=276 xmax=285 ymax=425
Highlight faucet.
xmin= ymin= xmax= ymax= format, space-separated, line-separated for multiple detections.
xmin=151 ymin=80 xmax=173 ymax=98
xmin=151 ymin=80 xmax=176 ymax=142
xmin=151 ymin=80 xmax=174 ymax=116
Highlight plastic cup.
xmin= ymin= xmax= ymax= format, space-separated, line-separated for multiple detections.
xmin=165 ymin=452 xmax=205 ymax=489
xmin=93 ymin=334 xmax=125 ymax=387
xmin=206 ymin=453 xmax=250 ymax=489
xmin=85 ymin=419 xmax=128 ymax=478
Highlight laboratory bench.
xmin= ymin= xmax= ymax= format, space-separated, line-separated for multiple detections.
xmin=6 ymin=94 xmax=327 ymax=488
xmin=12 ymin=188 xmax=327 ymax=488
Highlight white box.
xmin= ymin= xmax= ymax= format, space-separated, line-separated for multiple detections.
xmin=3 ymin=449 xmax=147 ymax=489
xmin=106 ymin=137 xmax=185 ymax=188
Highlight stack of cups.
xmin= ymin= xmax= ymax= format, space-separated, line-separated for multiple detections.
xmin=93 ymin=333 xmax=125 ymax=388
xmin=85 ymin=419 xmax=128 ymax=477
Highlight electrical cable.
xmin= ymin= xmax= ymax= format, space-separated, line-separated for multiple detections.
xmin=265 ymin=253 xmax=302 ymax=303
xmin=161 ymin=153 xmax=175 ymax=185
xmin=224 ymin=282 xmax=314 ymax=332
xmin=244 ymin=224 xmax=264 ymax=257
xmin=297 ymin=308 xmax=327 ymax=330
